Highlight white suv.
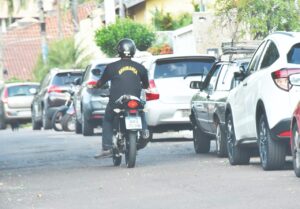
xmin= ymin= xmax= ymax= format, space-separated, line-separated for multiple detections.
xmin=225 ymin=32 xmax=300 ymax=170
xmin=143 ymin=54 xmax=216 ymax=140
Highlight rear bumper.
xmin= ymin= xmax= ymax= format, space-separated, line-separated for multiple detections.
xmin=270 ymin=118 xmax=291 ymax=142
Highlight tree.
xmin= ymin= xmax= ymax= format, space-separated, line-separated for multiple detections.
xmin=215 ymin=0 xmax=300 ymax=39
xmin=33 ymin=37 xmax=91 ymax=81
xmin=95 ymin=18 xmax=156 ymax=57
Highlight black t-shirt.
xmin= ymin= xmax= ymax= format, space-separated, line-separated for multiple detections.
xmin=98 ymin=58 xmax=149 ymax=103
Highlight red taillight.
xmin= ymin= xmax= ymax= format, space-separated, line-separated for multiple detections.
xmin=146 ymin=80 xmax=160 ymax=101
xmin=127 ymin=100 xmax=138 ymax=109
xmin=87 ymin=80 xmax=97 ymax=88
xmin=129 ymin=109 xmax=138 ymax=114
xmin=277 ymin=130 xmax=291 ymax=138
xmin=48 ymin=85 xmax=62 ymax=93
xmin=1 ymin=87 xmax=8 ymax=103
xmin=272 ymin=68 xmax=300 ymax=91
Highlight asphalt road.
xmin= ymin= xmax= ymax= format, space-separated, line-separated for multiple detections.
xmin=0 ymin=128 xmax=300 ymax=209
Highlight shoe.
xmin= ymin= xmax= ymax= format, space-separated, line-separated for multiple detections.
xmin=94 ymin=149 xmax=113 ymax=159
xmin=141 ymin=129 xmax=150 ymax=139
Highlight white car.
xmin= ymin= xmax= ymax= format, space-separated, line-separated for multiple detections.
xmin=143 ymin=54 xmax=216 ymax=139
xmin=225 ymin=32 xmax=300 ymax=170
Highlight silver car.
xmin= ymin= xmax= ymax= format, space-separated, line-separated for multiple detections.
xmin=143 ymin=54 xmax=216 ymax=139
xmin=0 ymin=82 xmax=39 ymax=129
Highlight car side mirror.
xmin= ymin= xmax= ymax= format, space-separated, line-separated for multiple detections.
xmin=92 ymin=68 xmax=101 ymax=76
xmin=73 ymin=77 xmax=82 ymax=85
xmin=190 ymin=81 xmax=203 ymax=90
xmin=234 ymin=70 xmax=246 ymax=81
xmin=289 ymin=73 xmax=300 ymax=86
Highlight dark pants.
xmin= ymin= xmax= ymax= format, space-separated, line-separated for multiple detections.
xmin=102 ymin=103 xmax=147 ymax=150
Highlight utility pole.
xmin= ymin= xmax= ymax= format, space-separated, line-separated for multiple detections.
xmin=38 ymin=0 xmax=48 ymax=64
xmin=70 ymin=0 xmax=79 ymax=33
xmin=119 ymin=0 xmax=125 ymax=18
xmin=0 ymin=26 xmax=3 ymax=83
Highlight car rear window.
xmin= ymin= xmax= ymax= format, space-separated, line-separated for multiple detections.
xmin=288 ymin=43 xmax=300 ymax=64
xmin=154 ymin=59 xmax=215 ymax=79
xmin=52 ymin=72 xmax=82 ymax=86
xmin=8 ymin=85 xmax=39 ymax=97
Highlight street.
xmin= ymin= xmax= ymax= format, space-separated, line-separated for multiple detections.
xmin=0 ymin=128 xmax=300 ymax=209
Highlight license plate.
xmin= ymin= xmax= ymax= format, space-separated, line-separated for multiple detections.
xmin=125 ymin=116 xmax=142 ymax=130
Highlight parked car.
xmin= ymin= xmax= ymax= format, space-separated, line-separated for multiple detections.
xmin=0 ymin=82 xmax=39 ymax=129
xmin=291 ymin=100 xmax=300 ymax=178
xmin=74 ymin=58 xmax=118 ymax=136
xmin=190 ymin=58 xmax=250 ymax=157
xmin=225 ymin=32 xmax=300 ymax=170
xmin=143 ymin=54 xmax=216 ymax=139
xmin=31 ymin=68 xmax=83 ymax=130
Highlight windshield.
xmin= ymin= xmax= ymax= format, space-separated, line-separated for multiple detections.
xmin=8 ymin=85 xmax=39 ymax=97
xmin=52 ymin=72 xmax=82 ymax=86
xmin=154 ymin=59 xmax=215 ymax=79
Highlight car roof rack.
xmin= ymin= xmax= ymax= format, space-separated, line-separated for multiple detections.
xmin=219 ymin=41 xmax=261 ymax=61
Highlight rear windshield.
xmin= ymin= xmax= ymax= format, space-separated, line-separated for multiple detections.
xmin=93 ymin=64 xmax=107 ymax=78
xmin=52 ymin=72 xmax=82 ymax=86
xmin=288 ymin=43 xmax=300 ymax=64
xmin=8 ymin=85 xmax=39 ymax=97
xmin=154 ymin=59 xmax=215 ymax=79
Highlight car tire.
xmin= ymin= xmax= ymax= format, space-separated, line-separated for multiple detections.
xmin=193 ymin=125 xmax=210 ymax=154
xmin=258 ymin=114 xmax=286 ymax=170
xmin=75 ymin=119 xmax=82 ymax=134
xmin=0 ymin=116 xmax=6 ymax=130
xmin=32 ymin=116 xmax=41 ymax=130
xmin=42 ymin=108 xmax=52 ymax=130
xmin=82 ymin=114 xmax=93 ymax=136
xmin=226 ymin=112 xmax=250 ymax=165
xmin=292 ymin=123 xmax=300 ymax=177
xmin=216 ymin=123 xmax=227 ymax=157
xmin=62 ymin=114 xmax=76 ymax=132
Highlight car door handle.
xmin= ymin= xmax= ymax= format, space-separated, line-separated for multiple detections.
xmin=243 ymin=82 xmax=247 ymax=86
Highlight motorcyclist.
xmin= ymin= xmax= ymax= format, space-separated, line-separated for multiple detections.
xmin=95 ymin=38 xmax=150 ymax=158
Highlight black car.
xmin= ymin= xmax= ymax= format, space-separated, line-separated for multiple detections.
xmin=74 ymin=59 xmax=116 ymax=136
xmin=190 ymin=59 xmax=250 ymax=157
xmin=31 ymin=68 xmax=83 ymax=130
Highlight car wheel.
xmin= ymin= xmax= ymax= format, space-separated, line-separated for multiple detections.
xmin=32 ymin=115 xmax=41 ymax=130
xmin=258 ymin=114 xmax=286 ymax=170
xmin=82 ymin=113 xmax=93 ymax=136
xmin=42 ymin=108 xmax=52 ymax=130
xmin=226 ymin=112 xmax=250 ymax=165
xmin=75 ymin=118 xmax=82 ymax=134
xmin=193 ymin=125 xmax=210 ymax=153
xmin=0 ymin=116 xmax=6 ymax=130
xmin=292 ymin=123 xmax=300 ymax=177
xmin=216 ymin=123 xmax=227 ymax=157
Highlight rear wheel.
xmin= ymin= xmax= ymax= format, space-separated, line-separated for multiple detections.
xmin=62 ymin=114 xmax=76 ymax=132
xmin=216 ymin=123 xmax=227 ymax=157
xmin=292 ymin=123 xmax=300 ymax=177
xmin=82 ymin=114 xmax=93 ymax=136
xmin=193 ymin=125 xmax=210 ymax=153
xmin=52 ymin=109 xmax=64 ymax=131
xmin=125 ymin=132 xmax=137 ymax=168
xmin=32 ymin=117 xmax=41 ymax=130
xmin=226 ymin=112 xmax=250 ymax=165
xmin=75 ymin=119 xmax=82 ymax=134
xmin=42 ymin=108 xmax=52 ymax=130
xmin=258 ymin=114 xmax=286 ymax=170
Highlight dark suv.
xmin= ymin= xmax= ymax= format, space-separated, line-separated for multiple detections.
xmin=31 ymin=68 xmax=83 ymax=130
xmin=74 ymin=59 xmax=117 ymax=136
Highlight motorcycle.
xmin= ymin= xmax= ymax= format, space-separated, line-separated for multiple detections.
xmin=52 ymin=89 xmax=75 ymax=132
xmin=111 ymin=94 xmax=147 ymax=168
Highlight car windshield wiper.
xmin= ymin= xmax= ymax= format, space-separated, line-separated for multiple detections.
xmin=184 ymin=73 xmax=203 ymax=79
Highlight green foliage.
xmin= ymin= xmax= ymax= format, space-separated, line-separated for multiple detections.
xmin=95 ymin=18 xmax=156 ymax=57
xmin=151 ymin=8 xmax=193 ymax=31
xmin=33 ymin=37 xmax=91 ymax=81
xmin=215 ymin=0 xmax=300 ymax=39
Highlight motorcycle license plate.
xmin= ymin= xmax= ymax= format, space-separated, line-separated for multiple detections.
xmin=125 ymin=116 xmax=142 ymax=130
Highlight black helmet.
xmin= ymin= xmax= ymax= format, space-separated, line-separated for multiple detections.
xmin=117 ymin=38 xmax=136 ymax=58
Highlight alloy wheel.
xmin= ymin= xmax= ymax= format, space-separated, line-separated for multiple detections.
xmin=259 ymin=119 xmax=268 ymax=167
xmin=293 ymin=127 xmax=300 ymax=172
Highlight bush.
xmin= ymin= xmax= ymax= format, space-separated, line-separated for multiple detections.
xmin=95 ymin=18 xmax=156 ymax=57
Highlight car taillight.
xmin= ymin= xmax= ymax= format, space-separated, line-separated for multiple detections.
xmin=1 ymin=87 xmax=8 ymax=103
xmin=48 ymin=85 xmax=63 ymax=93
xmin=271 ymin=68 xmax=300 ymax=91
xmin=127 ymin=100 xmax=139 ymax=109
xmin=146 ymin=80 xmax=160 ymax=101
xmin=277 ymin=130 xmax=291 ymax=138
xmin=87 ymin=80 xmax=97 ymax=88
